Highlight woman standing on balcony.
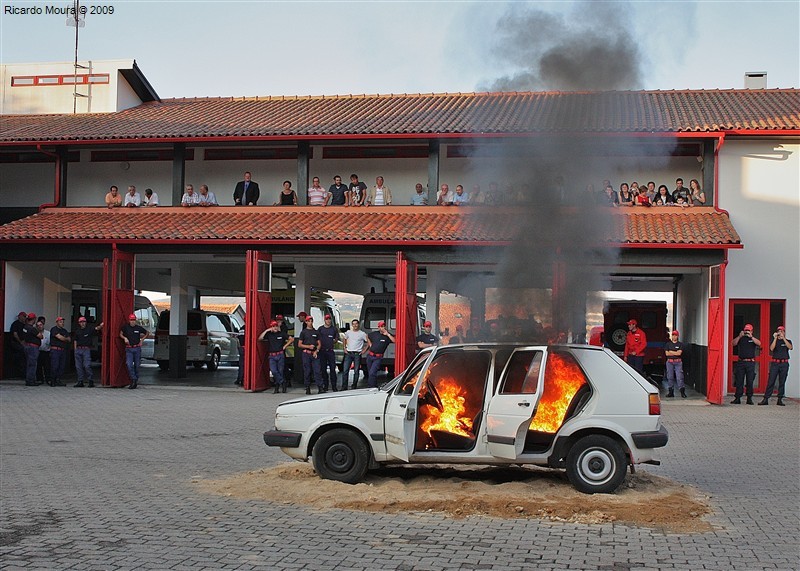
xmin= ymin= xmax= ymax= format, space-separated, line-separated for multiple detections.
xmin=689 ymin=179 xmax=706 ymax=206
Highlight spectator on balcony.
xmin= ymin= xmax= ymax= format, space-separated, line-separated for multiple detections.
xmin=367 ymin=176 xmax=392 ymax=206
xmin=690 ymin=179 xmax=706 ymax=206
xmin=410 ymin=183 xmax=428 ymax=205
xmin=630 ymin=181 xmax=641 ymax=196
xmin=123 ymin=185 xmax=141 ymax=208
xmin=584 ymin=183 xmax=597 ymax=204
xmin=453 ymin=184 xmax=470 ymax=206
xmin=197 ymin=185 xmax=218 ymax=206
xmin=233 ymin=171 xmax=260 ymax=206
xmin=308 ymin=177 xmax=330 ymax=206
xmin=143 ymin=188 xmax=159 ymax=207
xmin=599 ymin=184 xmax=620 ymax=206
xmin=181 ymin=184 xmax=201 ymax=207
xmin=652 ymin=184 xmax=674 ymax=206
xmin=347 ymin=174 xmax=367 ymax=207
xmin=328 ymin=175 xmax=348 ymax=206
xmin=644 ymin=181 xmax=657 ymax=203
xmin=436 ymin=183 xmax=454 ymax=206
xmin=105 ymin=185 xmax=122 ymax=208
xmin=485 ymin=182 xmax=500 ymax=205
xmin=619 ymin=183 xmax=635 ymax=206
xmin=275 ymin=180 xmax=297 ymax=205
xmin=470 ymin=184 xmax=486 ymax=205
xmin=672 ymin=178 xmax=690 ymax=204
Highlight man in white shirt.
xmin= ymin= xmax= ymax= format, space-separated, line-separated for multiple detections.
xmin=452 ymin=184 xmax=470 ymax=206
xmin=198 ymin=184 xmax=218 ymax=206
xmin=123 ymin=185 xmax=141 ymax=207
xmin=143 ymin=188 xmax=159 ymax=206
xmin=366 ymin=176 xmax=392 ymax=206
xmin=437 ymin=183 xmax=454 ymax=205
xmin=307 ymin=177 xmax=330 ymax=206
xmin=341 ymin=319 xmax=369 ymax=390
xmin=181 ymin=184 xmax=201 ymax=206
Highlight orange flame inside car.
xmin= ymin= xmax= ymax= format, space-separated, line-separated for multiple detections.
xmin=419 ymin=378 xmax=474 ymax=437
xmin=529 ymin=353 xmax=588 ymax=434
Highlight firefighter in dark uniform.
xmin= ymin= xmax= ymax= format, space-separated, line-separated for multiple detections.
xmin=120 ymin=313 xmax=149 ymax=389
xmin=298 ymin=316 xmax=324 ymax=394
xmin=366 ymin=321 xmax=394 ymax=388
xmin=49 ymin=317 xmax=71 ymax=386
xmin=9 ymin=311 xmax=28 ymax=378
xmin=21 ymin=313 xmax=43 ymax=386
xmin=732 ymin=323 xmax=761 ymax=404
xmin=73 ymin=316 xmax=103 ymax=387
xmin=416 ymin=320 xmax=438 ymax=351
xmin=317 ymin=314 xmax=339 ymax=392
xmin=259 ymin=320 xmax=293 ymax=393
xmin=759 ymin=325 xmax=793 ymax=406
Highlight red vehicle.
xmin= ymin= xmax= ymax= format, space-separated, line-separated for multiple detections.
xmin=602 ymin=301 xmax=668 ymax=380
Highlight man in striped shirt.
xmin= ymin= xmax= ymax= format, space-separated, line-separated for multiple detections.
xmin=307 ymin=177 xmax=330 ymax=206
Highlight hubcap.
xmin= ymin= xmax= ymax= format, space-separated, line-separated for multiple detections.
xmin=326 ymin=443 xmax=354 ymax=472
xmin=578 ymin=447 xmax=614 ymax=483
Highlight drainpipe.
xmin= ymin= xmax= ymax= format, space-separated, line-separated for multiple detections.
xmin=36 ymin=144 xmax=61 ymax=212
xmin=713 ymin=133 xmax=726 ymax=212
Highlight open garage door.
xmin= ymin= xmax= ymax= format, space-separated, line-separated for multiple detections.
xmin=102 ymin=248 xmax=135 ymax=387
xmin=395 ymin=252 xmax=418 ymax=374
xmin=245 ymin=250 xmax=272 ymax=392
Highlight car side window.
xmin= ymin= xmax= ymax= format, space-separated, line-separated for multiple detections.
xmin=500 ymin=350 xmax=543 ymax=394
xmin=218 ymin=314 xmax=234 ymax=332
xmin=396 ymin=350 xmax=432 ymax=395
xmin=206 ymin=314 xmax=224 ymax=332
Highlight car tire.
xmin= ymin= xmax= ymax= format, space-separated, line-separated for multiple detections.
xmin=157 ymin=360 xmax=169 ymax=371
xmin=207 ymin=350 xmax=220 ymax=371
xmin=565 ymin=435 xmax=627 ymax=494
xmin=312 ymin=428 xmax=369 ymax=484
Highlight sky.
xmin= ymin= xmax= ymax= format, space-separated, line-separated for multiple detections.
xmin=0 ymin=1 xmax=798 ymax=98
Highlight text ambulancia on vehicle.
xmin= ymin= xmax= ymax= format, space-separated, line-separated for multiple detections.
xmin=264 ymin=344 xmax=668 ymax=494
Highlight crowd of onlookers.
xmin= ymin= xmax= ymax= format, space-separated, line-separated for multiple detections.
xmin=102 ymin=172 xmax=707 ymax=209
xmin=591 ymin=178 xmax=707 ymax=207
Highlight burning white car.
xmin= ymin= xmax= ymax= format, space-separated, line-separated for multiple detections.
xmin=264 ymin=344 xmax=668 ymax=494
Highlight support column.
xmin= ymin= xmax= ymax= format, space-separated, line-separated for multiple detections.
xmin=702 ymin=139 xmax=715 ymax=207
xmin=172 ymin=143 xmax=186 ymax=206
xmin=706 ymin=263 xmax=726 ymax=405
xmin=425 ymin=268 xmax=440 ymax=335
xmin=57 ymin=147 xmax=69 ymax=206
xmin=297 ymin=142 xmax=310 ymax=205
xmin=395 ymin=253 xmax=418 ymax=374
xmin=292 ymin=264 xmax=310 ymax=382
xmin=169 ymin=264 xmax=188 ymax=378
xmin=427 ymin=140 xmax=440 ymax=206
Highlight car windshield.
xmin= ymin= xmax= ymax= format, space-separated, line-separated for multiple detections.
xmin=380 ymin=348 xmax=433 ymax=391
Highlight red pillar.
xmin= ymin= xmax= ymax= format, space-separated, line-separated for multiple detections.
xmin=706 ymin=262 xmax=726 ymax=404
xmin=102 ymin=247 xmax=135 ymax=387
xmin=395 ymin=252 xmax=418 ymax=374
xmin=244 ymin=250 xmax=272 ymax=392
xmin=0 ymin=261 xmax=5 ymax=380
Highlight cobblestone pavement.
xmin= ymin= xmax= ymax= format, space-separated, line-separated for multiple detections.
xmin=1 ymin=382 xmax=798 ymax=571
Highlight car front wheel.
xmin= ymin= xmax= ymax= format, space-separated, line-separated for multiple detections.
xmin=566 ymin=435 xmax=627 ymax=494
xmin=312 ymin=428 xmax=369 ymax=484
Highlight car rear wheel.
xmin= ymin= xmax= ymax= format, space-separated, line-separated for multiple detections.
xmin=312 ymin=428 xmax=369 ymax=484
xmin=566 ymin=435 xmax=627 ymax=494
xmin=206 ymin=350 xmax=220 ymax=371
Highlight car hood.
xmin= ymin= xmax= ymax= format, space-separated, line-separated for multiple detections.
xmin=276 ymin=388 xmax=388 ymax=415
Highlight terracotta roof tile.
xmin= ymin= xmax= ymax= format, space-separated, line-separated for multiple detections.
xmin=1 ymin=90 xmax=797 ymax=143
xmin=0 ymin=207 xmax=740 ymax=247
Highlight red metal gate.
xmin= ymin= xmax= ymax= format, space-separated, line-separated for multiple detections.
xmin=244 ymin=250 xmax=272 ymax=392
xmin=395 ymin=252 xmax=418 ymax=374
xmin=706 ymin=263 xmax=725 ymax=404
xmin=0 ymin=262 xmax=5 ymax=380
xmin=102 ymin=247 xmax=135 ymax=387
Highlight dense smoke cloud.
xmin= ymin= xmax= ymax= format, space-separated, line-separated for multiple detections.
xmin=479 ymin=3 xmax=643 ymax=92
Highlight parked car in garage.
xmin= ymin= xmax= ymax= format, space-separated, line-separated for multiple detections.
xmin=153 ymin=309 xmax=240 ymax=370
xmin=264 ymin=344 xmax=668 ymax=494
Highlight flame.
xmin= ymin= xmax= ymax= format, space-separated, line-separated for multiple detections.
xmin=419 ymin=378 xmax=474 ymax=437
xmin=529 ymin=352 xmax=587 ymax=434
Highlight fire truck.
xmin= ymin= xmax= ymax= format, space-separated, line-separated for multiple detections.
xmin=603 ymin=300 xmax=668 ymax=382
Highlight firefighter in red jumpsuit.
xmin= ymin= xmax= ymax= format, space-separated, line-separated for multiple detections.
xmin=623 ymin=319 xmax=648 ymax=376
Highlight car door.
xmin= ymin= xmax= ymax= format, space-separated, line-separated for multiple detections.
xmin=384 ymin=349 xmax=433 ymax=461
xmin=486 ymin=348 xmax=545 ymax=459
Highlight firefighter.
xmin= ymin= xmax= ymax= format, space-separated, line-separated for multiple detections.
xmin=623 ymin=319 xmax=647 ymax=376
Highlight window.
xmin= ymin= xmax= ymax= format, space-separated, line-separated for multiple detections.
xmin=500 ymin=350 xmax=543 ymax=394
xmin=364 ymin=307 xmax=386 ymax=330
xmin=206 ymin=314 xmax=225 ymax=333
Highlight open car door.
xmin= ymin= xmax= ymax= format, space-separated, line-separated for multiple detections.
xmin=486 ymin=348 xmax=545 ymax=459
xmin=384 ymin=349 xmax=432 ymax=461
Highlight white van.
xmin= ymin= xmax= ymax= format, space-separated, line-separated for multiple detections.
xmin=153 ymin=309 xmax=241 ymax=370
xmin=358 ymin=293 xmax=426 ymax=375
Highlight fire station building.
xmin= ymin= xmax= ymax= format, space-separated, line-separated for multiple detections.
xmin=1 ymin=60 xmax=798 ymax=401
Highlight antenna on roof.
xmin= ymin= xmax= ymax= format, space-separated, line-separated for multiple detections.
xmin=66 ymin=0 xmax=87 ymax=113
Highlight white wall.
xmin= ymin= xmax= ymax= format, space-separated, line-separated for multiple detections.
xmin=677 ymin=271 xmax=708 ymax=348
xmin=720 ymin=138 xmax=800 ymax=396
